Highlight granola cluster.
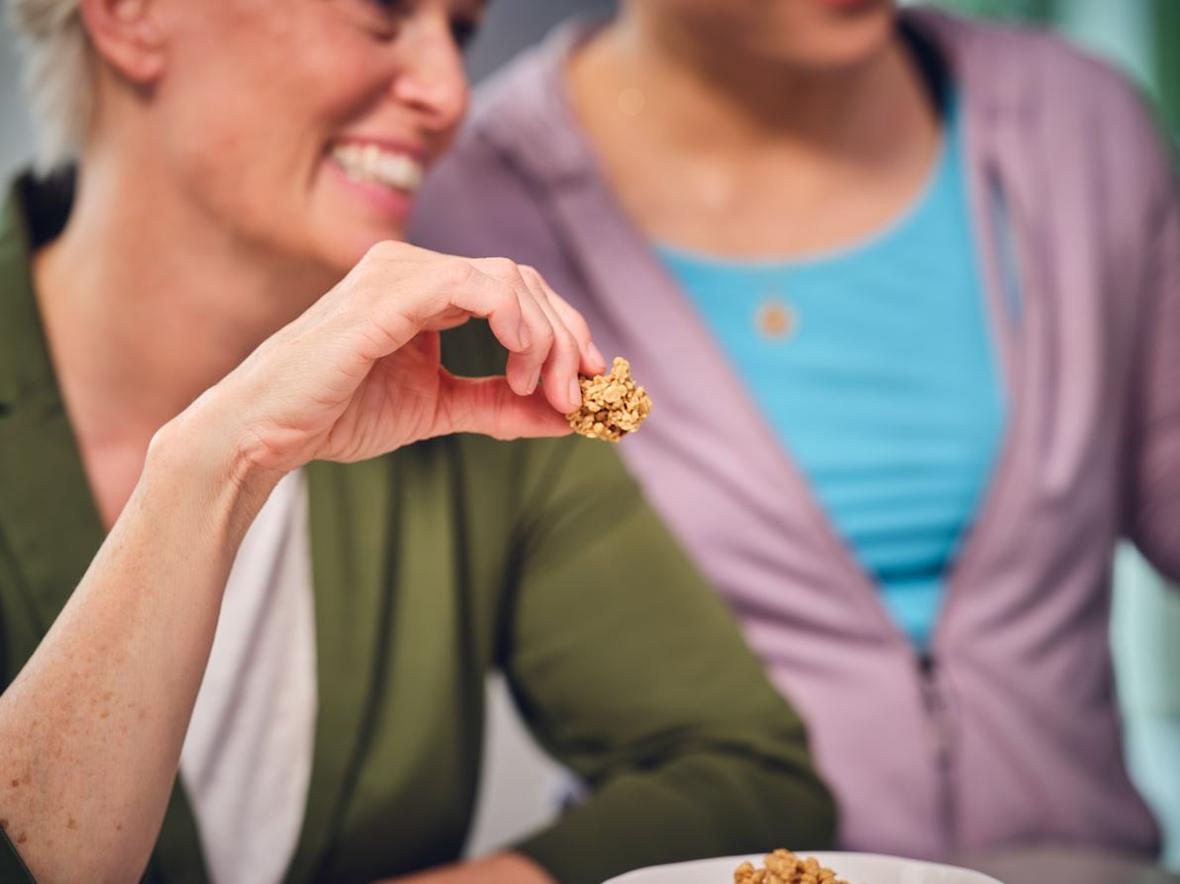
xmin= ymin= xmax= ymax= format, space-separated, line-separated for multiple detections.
xmin=566 ymin=357 xmax=652 ymax=442
xmin=734 ymin=850 xmax=848 ymax=884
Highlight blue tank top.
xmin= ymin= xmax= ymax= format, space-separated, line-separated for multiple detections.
xmin=658 ymin=96 xmax=1005 ymax=649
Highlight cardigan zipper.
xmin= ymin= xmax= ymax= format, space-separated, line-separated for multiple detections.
xmin=924 ymin=164 xmax=1027 ymax=857
xmin=918 ymin=653 xmax=958 ymax=852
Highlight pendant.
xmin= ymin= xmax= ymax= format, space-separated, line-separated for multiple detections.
xmin=756 ymin=297 xmax=797 ymax=340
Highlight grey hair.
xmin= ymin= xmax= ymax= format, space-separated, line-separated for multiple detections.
xmin=7 ymin=0 xmax=94 ymax=171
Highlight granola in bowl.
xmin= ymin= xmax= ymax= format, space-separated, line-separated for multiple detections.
xmin=734 ymin=849 xmax=849 ymax=884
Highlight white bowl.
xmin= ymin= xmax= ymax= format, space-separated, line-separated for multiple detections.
xmin=603 ymin=852 xmax=1005 ymax=884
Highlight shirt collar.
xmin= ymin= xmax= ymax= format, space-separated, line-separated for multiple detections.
xmin=0 ymin=171 xmax=70 ymax=417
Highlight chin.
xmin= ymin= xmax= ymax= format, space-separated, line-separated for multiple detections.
xmin=732 ymin=1 xmax=896 ymax=71
xmin=299 ymin=211 xmax=409 ymax=279
xmin=344 ymin=219 xmax=409 ymax=259
xmin=801 ymin=30 xmax=894 ymax=71
xmin=300 ymin=164 xmax=421 ymax=274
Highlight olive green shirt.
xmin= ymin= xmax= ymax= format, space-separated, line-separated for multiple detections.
xmin=0 ymin=174 xmax=834 ymax=883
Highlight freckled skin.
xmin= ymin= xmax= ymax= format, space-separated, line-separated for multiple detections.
xmin=0 ymin=0 xmax=577 ymax=879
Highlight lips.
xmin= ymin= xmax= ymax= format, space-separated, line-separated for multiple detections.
xmin=329 ymin=141 xmax=425 ymax=194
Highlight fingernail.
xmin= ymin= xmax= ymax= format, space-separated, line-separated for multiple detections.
xmin=589 ymin=343 xmax=606 ymax=371
xmin=517 ymin=320 xmax=531 ymax=351
xmin=528 ymin=366 xmax=541 ymax=394
xmin=568 ymin=377 xmax=582 ymax=409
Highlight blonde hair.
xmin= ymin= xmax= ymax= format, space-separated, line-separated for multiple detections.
xmin=7 ymin=0 xmax=94 ymax=170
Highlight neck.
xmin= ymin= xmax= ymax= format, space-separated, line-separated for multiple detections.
xmin=33 ymin=141 xmax=337 ymax=447
xmin=577 ymin=12 xmax=934 ymax=167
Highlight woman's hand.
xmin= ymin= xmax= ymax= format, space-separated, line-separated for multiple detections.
xmin=182 ymin=241 xmax=606 ymax=482
xmin=0 ymin=244 xmax=601 ymax=882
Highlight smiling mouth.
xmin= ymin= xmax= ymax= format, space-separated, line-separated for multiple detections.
xmin=330 ymin=142 xmax=425 ymax=193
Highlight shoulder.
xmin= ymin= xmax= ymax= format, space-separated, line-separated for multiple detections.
xmin=915 ymin=8 xmax=1149 ymax=113
xmin=923 ymin=9 xmax=1170 ymax=171
xmin=920 ymin=8 xmax=1175 ymax=228
xmin=410 ymin=127 xmax=550 ymax=261
xmin=409 ymin=25 xmax=589 ymax=262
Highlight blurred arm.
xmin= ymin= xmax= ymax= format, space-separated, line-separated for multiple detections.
xmin=500 ymin=438 xmax=835 ymax=884
xmin=0 ymin=417 xmax=277 ymax=883
xmin=1126 ymin=124 xmax=1180 ymax=583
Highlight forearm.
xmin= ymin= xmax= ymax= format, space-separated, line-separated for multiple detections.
xmin=506 ymin=440 xmax=836 ymax=884
xmin=0 ymin=419 xmax=277 ymax=882
xmin=514 ymin=752 xmax=835 ymax=884
xmin=386 ymin=852 xmax=554 ymax=884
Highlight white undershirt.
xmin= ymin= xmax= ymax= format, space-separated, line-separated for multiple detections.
xmin=180 ymin=470 xmax=317 ymax=884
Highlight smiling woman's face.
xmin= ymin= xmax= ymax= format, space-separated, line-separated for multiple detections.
xmin=141 ymin=0 xmax=479 ymax=275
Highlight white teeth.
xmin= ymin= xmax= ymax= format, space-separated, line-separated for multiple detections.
xmin=376 ymin=152 xmax=424 ymax=191
xmin=331 ymin=143 xmax=424 ymax=193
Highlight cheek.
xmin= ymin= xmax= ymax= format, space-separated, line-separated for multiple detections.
xmin=159 ymin=80 xmax=302 ymax=233
xmin=155 ymin=20 xmax=304 ymax=211
xmin=285 ymin=15 xmax=400 ymax=126
xmin=157 ymin=18 xmax=397 ymax=241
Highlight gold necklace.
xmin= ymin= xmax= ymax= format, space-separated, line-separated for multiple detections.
xmin=755 ymin=291 xmax=798 ymax=341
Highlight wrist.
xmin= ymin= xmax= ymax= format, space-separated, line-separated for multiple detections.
xmin=145 ymin=394 xmax=284 ymax=530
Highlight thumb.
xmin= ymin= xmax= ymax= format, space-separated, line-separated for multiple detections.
xmin=435 ymin=373 xmax=572 ymax=441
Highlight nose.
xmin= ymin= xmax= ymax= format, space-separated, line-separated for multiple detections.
xmin=389 ymin=14 xmax=470 ymax=137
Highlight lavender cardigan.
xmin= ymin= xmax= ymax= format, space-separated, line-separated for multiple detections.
xmin=410 ymin=9 xmax=1180 ymax=860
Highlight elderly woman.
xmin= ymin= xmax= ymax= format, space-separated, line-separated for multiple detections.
xmin=412 ymin=0 xmax=1180 ymax=865
xmin=0 ymin=1 xmax=836 ymax=882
